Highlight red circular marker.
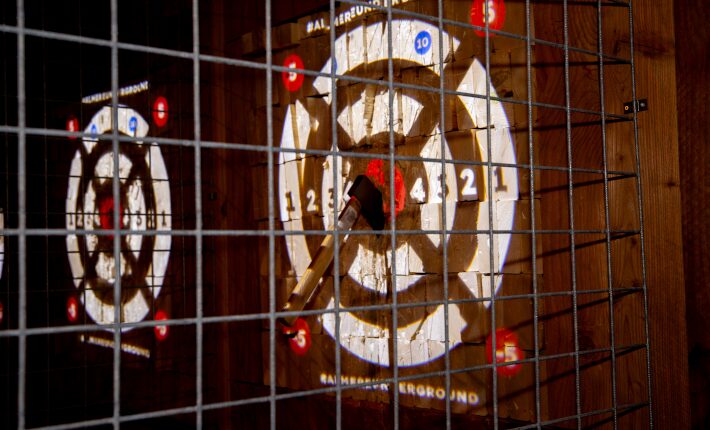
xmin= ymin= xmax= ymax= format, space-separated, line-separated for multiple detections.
xmin=365 ymin=159 xmax=406 ymax=218
xmin=470 ymin=0 xmax=506 ymax=38
xmin=98 ymin=196 xmax=123 ymax=231
xmin=67 ymin=296 xmax=79 ymax=322
xmin=0 ymin=301 xmax=4 ymax=325
xmin=282 ymin=318 xmax=311 ymax=355
xmin=281 ymin=54 xmax=305 ymax=92
xmin=152 ymin=96 xmax=169 ymax=127
xmin=66 ymin=116 xmax=79 ymax=140
xmin=154 ymin=309 xmax=169 ymax=341
xmin=486 ymin=327 xmax=524 ymax=377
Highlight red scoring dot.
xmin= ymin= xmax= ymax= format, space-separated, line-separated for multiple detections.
xmin=0 ymin=301 xmax=4 ymax=325
xmin=282 ymin=318 xmax=312 ymax=356
xmin=281 ymin=54 xmax=305 ymax=92
xmin=98 ymin=196 xmax=123 ymax=231
xmin=154 ymin=310 xmax=169 ymax=341
xmin=66 ymin=116 xmax=79 ymax=140
xmin=152 ymin=96 xmax=169 ymax=127
xmin=470 ymin=0 xmax=506 ymax=38
xmin=365 ymin=159 xmax=406 ymax=218
xmin=66 ymin=297 xmax=79 ymax=322
xmin=486 ymin=327 xmax=524 ymax=377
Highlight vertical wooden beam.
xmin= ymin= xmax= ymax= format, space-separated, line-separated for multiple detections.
xmin=674 ymin=0 xmax=710 ymax=427
xmin=632 ymin=0 xmax=690 ymax=427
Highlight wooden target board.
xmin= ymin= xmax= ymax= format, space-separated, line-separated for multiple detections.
xmin=241 ymin=0 xmax=544 ymax=421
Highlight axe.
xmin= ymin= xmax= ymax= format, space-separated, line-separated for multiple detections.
xmin=278 ymin=174 xmax=385 ymax=328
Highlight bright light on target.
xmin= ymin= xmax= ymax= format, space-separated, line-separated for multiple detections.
xmin=65 ymin=106 xmax=172 ymax=330
xmin=278 ymin=19 xmax=518 ymax=367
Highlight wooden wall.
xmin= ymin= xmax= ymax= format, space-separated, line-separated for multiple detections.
xmin=201 ymin=0 xmax=691 ymax=428
xmin=674 ymin=0 xmax=710 ymax=428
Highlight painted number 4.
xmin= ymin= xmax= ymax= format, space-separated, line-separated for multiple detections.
xmin=410 ymin=177 xmax=426 ymax=203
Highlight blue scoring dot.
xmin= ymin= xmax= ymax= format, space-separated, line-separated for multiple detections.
xmin=129 ymin=116 xmax=137 ymax=133
xmin=414 ymin=30 xmax=432 ymax=55
xmin=90 ymin=124 xmax=98 ymax=135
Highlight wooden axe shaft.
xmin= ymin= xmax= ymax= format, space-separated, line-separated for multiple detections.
xmin=277 ymin=197 xmax=362 ymax=327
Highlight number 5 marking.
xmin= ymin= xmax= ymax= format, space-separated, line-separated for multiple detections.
xmin=484 ymin=0 xmax=496 ymax=23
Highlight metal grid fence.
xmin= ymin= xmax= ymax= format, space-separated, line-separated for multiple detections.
xmin=0 ymin=0 xmax=652 ymax=428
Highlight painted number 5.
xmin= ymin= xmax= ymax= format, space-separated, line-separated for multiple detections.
xmin=484 ymin=0 xmax=496 ymax=23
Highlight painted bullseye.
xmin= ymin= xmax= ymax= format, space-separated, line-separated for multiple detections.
xmin=365 ymin=159 xmax=406 ymax=218
xmin=98 ymin=196 xmax=123 ymax=232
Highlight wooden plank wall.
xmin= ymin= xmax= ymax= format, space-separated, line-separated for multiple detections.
xmin=674 ymin=0 xmax=710 ymax=428
xmin=532 ymin=0 xmax=689 ymax=428
xmin=633 ymin=0 xmax=690 ymax=428
xmin=202 ymin=0 xmax=691 ymax=428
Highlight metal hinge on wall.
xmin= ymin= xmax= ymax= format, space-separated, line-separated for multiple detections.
xmin=624 ymin=98 xmax=648 ymax=114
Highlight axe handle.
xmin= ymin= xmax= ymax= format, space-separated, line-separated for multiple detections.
xmin=277 ymin=198 xmax=362 ymax=328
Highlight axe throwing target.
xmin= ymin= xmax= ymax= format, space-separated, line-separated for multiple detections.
xmin=278 ymin=19 xmax=518 ymax=367
xmin=65 ymin=106 xmax=172 ymax=329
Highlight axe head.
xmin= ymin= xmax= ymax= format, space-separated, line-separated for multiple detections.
xmin=348 ymin=175 xmax=385 ymax=231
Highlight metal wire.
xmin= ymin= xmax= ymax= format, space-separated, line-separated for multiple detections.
xmin=15 ymin=1 xmax=27 ymax=429
xmin=597 ymin=1 xmax=619 ymax=427
xmin=627 ymin=0 xmax=655 ymax=427
xmin=2 ymin=0 xmax=654 ymax=428
xmin=562 ymin=1 xmax=584 ymax=428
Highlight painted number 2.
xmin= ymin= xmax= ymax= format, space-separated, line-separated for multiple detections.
xmin=306 ymin=189 xmax=318 ymax=213
xmin=460 ymin=168 xmax=478 ymax=200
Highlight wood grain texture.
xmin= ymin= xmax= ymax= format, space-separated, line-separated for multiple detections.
xmin=631 ymin=0 xmax=690 ymax=428
xmin=532 ymin=0 xmax=690 ymax=427
xmin=674 ymin=0 xmax=710 ymax=428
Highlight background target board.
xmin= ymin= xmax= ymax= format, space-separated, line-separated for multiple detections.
xmin=65 ymin=105 xmax=172 ymax=332
xmin=245 ymin=3 xmax=541 ymax=421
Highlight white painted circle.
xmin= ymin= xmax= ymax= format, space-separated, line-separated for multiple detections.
xmin=65 ymin=106 xmax=172 ymax=330
xmin=278 ymin=19 xmax=518 ymax=366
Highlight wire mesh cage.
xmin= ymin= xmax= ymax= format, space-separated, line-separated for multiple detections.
xmin=0 ymin=0 xmax=653 ymax=428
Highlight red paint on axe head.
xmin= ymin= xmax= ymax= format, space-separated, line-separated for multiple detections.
xmin=365 ymin=159 xmax=405 ymax=218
